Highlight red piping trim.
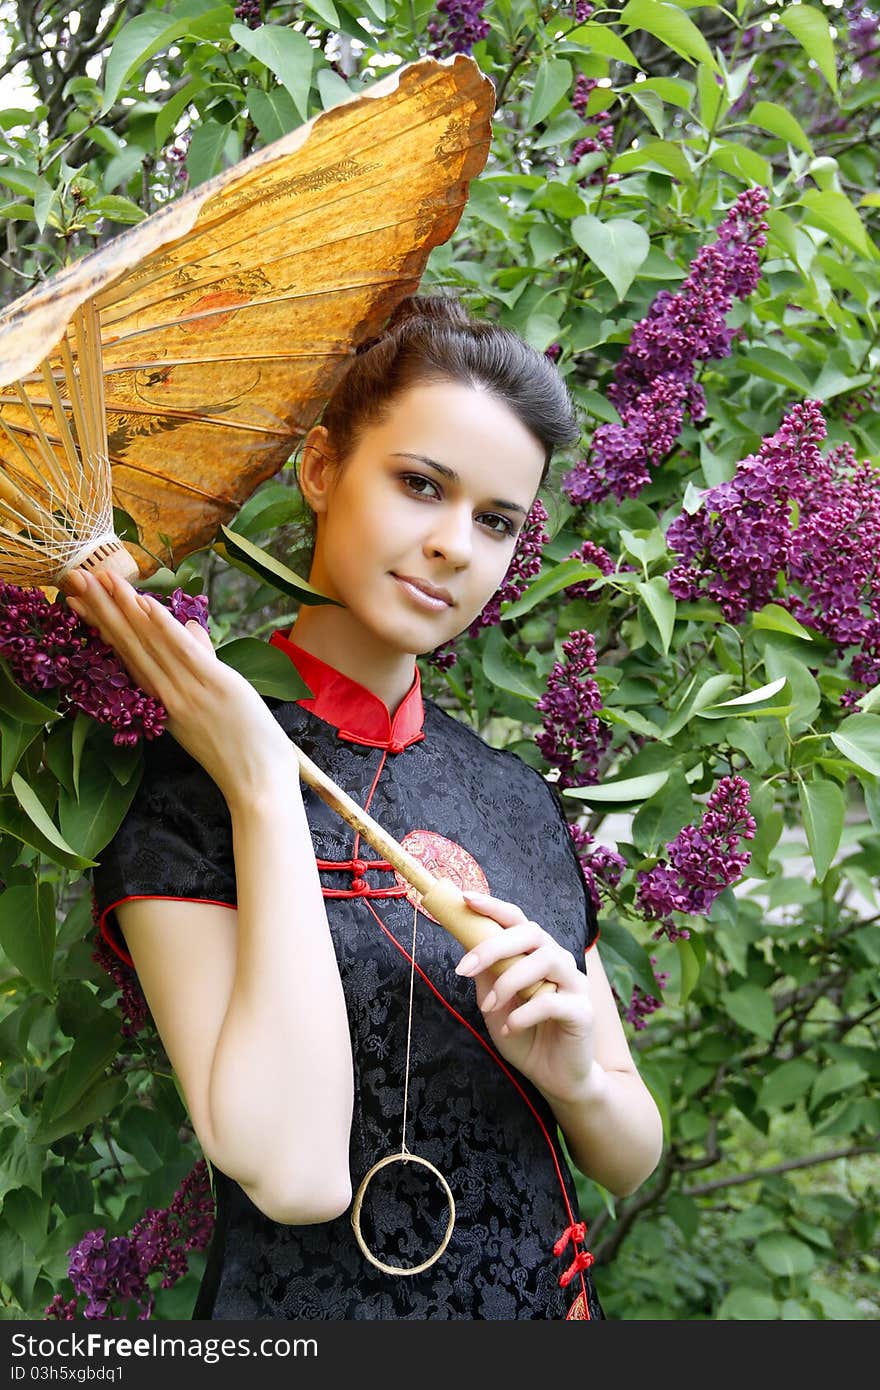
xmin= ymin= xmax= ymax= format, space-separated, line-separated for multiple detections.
xmin=96 ymin=894 xmax=237 ymax=969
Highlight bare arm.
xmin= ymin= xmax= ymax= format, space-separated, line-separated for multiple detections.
xmin=537 ymin=947 xmax=664 ymax=1198
xmin=117 ymin=756 xmax=355 ymax=1226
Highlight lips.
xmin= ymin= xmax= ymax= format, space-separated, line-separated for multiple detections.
xmin=392 ymin=574 xmax=453 ymax=606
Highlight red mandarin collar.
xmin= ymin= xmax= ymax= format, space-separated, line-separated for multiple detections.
xmin=268 ymin=629 xmax=426 ymax=753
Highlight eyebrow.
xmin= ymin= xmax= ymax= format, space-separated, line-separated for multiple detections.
xmin=390 ymin=453 xmax=529 ymax=518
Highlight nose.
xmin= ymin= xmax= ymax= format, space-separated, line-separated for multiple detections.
xmin=424 ymin=501 xmax=473 ymax=567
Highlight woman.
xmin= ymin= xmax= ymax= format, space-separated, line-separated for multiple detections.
xmin=75 ymin=295 xmax=663 ymax=1320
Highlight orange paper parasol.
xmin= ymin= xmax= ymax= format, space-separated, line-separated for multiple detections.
xmin=0 ymin=54 xmax=494 ymax=589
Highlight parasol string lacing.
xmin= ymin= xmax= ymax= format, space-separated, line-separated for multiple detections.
xmin=0 ymin=300 xmax=117 ymax=584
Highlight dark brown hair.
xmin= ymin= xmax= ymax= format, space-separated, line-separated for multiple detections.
xmin=292 ymin=293 xmax=580 ymax=562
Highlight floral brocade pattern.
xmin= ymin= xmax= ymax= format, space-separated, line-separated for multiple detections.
xmin=92 ymin=696 xmax=604 ymax=1321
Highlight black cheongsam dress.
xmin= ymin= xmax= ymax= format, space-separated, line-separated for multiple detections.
xmin=91 ymin=631 xmax=604 ymax=1320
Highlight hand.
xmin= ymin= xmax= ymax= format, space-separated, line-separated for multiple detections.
xmin=454 ymin=889 xmax=595 ymax=1105
xmin=63 ymin=568 xmax=298 ymax=805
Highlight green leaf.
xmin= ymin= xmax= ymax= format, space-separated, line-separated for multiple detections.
xmin=481 ymin=628 xmax=545 ymax=701
xmin=246 ymin=85 xmax=299 ymax=144
xmin=10 ymin=772 xmax=97 ymax=867
xmin=799 ymin=190 xmax=878 ymax=261
xmin=632 ymin=766 xmax=693 ymax=855
xmin=797 ymin=776 xmax=845 ymax=883
xmin=721 ymin=983 xmax=776 ymax=1040
xmin=0 ymin=658 xmax=61 ymax=725
xmin=662 ymin=672 xmax=735 ymax=739
xmin=611 ymin=139 xmax=693 ymax=183
xmin=570 ymin=215 xmax=650 ymax=301
xmin=0 ymin=882 xmax=55 ymax=997
xmin=594 ymin=919 xmax=659 ymax=997
xmin=90 ymin=194 xmax=145 ymax=225
xmin=58 ymin=748 xmax=143 ymax=860
xmin=636 ymin=578 xmax=676 ymax=654
xmin=619 ymin=0 xmax=718 ymax=70
xmin=186 ymin=119 xmax=228 ymax=189
xmin=709 ymin=140 xmax=771 ymax=187
xmin=738 ymin=346 xmax=812 ymax=393
xmin=216 ymin=637 xmax=313 ymax=701
xmin=33 ymin=1077 xmax=126 ymax=1146
xmin=527 ymin=59 xmax=572 ymax=127
xmin=752 ymin=605 xmax=813 ymax=641
xmin=757 ymin=1059 xmax=817 ymax=1112
xmin=755 ymin=1233 xmax=816 ymax=1278
xmin=231 ymin=22 xmax=315 ymax=123
xmin=777 ymin=4 xmax=838 ymax=96
xmin=676 ymin=935 xmax=701 ymax=1004
xmin=563 ymin=770 xmax=670 ymax=804
xmin=501 ymin=558 xmax=606 ymax=620
xmin=37 ymin=1008 xmax=121 ymax=1126
xmin=569 ymin=21 xmax=642 ymax=68
xmin=698 ymin=675 xmax=790 ymax=718
xmin=214 ymin=525 xmax=344 ymax=607
xmin=305 ymin=0 xmax=340 ymax=25
xmin=810 ymin=1060 xmax=868 ymax=1109
xmin=0 ymin=713 xmax=42 ymax=787
xmin=831 ymin=713 xmax=880 ymax=776
xmin=100 ymin=12 xmax=196 ymax=115
xmin=746 ymin=100 xmax=813 ymax=155
xmin=717 ymin=1287 xmax=779 ymax=1320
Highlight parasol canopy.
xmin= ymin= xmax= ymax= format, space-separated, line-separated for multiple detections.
xmin=0 ymin=54 xmax=494 ymax=586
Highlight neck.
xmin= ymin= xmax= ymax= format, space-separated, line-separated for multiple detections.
xmin=287 ymin=606 xmax=417 ymax=719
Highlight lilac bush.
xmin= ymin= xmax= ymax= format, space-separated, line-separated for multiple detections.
xmin=563 ymin=188 xmax=770 ymax=505
xmin=635 ymin=776 xmax=757 ymax=942
xmin=44 ymin=1160 xmax=215 ymax=1321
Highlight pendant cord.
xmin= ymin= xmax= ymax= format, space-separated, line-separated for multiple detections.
xmin=399 ymin=893 xmax=419 ymax=1158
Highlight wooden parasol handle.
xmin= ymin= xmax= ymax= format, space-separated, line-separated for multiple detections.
xmin=292 ymin=741 xmax=555 ymax=1005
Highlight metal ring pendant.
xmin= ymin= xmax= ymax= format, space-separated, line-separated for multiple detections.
xmin=350 ymin=1151 xmax=456 ymax=1277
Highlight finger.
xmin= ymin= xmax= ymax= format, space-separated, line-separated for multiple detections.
xmin=462 ymin=890 xmax=528 ymax=928
xmin=67 ymin=573 xmax=187 ymax=702
xmin=456 ymin=921 xmax=546 ymax=976
xmin=505 ymin=988 xmax=591 ymax=1035
xmin=482 ymin=944 xmax=569 ymax=1013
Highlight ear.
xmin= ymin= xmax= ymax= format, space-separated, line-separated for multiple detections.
xmin=298 ymin=425 xmax=338 ymax=514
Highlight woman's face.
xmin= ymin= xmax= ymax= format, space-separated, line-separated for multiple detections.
xmin=299 ymin=379 xmax=546 ymax=656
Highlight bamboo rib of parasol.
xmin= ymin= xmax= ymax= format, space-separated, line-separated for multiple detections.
xmin=290 ymin=741 xmax=555 ymax=1003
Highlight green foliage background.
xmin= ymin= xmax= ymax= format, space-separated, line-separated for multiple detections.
xmin=0 ymin=0 xmax=878 ymax=1320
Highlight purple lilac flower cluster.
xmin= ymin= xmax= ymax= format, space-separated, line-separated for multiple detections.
xmin=570 ymin=74 xmax=615 ymax=187
xmin=562 ymin=189 xmax=770 ymax=505
xmin=786 ymin=440 xmax=880 ymax=700
xmin=44 ymin=1160 xmax=215 ymax=1320
xmin=571 ymin=1 xmax=594 ymax=18
xmin=568 ymin=819 xmax=626 ymax=911
xmin=233 ymin=0 xmax=262 ymax=28
xmin=535 ymin=629 xmax=611 ymax=790
xmin=562 ymin=538 xmax=614 ymax=602
xmin=666 ymin=399 xmax=880 ymax=700
xmin=427 ymin=1 xmax=490 ymax=57
xmin=0 ymin=581 xmax=209 ymax=746
xmin=427 ymin=499 xmax=550 ymax=669
xmin=635 ymin=775 xmax=756 ymax=941
xmin=623 ymin=957 xmax=671 ymax=1031
xmin=665 ymin=399 xmax=827 ymax=621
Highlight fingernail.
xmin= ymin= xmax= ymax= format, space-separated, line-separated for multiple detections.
xmin=483 ymin=990 xmax=497 ymax=1011
xmin=456 ymin=953 xmax=477 ymax=976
